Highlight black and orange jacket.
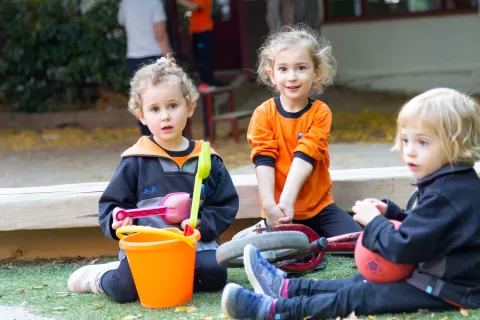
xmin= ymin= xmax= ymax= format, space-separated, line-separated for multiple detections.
xmin=98 ymin=136 xmax=239 ymax=245
xmin=247 ymin=97 xmax=334 ymax=220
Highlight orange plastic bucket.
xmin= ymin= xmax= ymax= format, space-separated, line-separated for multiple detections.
xmin=117 ymin=226 xmax=201 ymax=309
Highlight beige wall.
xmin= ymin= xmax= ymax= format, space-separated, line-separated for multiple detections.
xmin=245 ymin=4 xmax=480 ymax=94
xmin=322 ymin=15 xmax=480 ymax=93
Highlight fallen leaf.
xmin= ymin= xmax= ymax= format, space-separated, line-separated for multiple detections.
xmin=56 ymin=292 xmax=70 ymax=297
xmin=368 ymin=316 xmax=376 ymax=319
xmin=217 ymin=314 xmax=227 ymax=319
xmin=441 ymin=317 xmax=448 ymax=320
xmin=53 ymin=307 xmax=67 ymax=311
xmin=16 ymin=288 xmax=25 ymax=294
xmin=460 ymin=309 xmax=469 ymax=317
xmin=121 ymin=315 xmax=142 ymax=320
xmin=175 ymin=306 xmax=197 ymax=312
xmin=90 ymin=303 xmax=103 ymax=310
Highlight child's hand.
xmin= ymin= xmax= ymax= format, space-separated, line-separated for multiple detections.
xmin=111 ymin=207 xmax=133 ymax=230
xmin=181 ymin=219 xmax=201 ymax=230
xmin=363 ymin=198 xmax=387 ymax=215
xmin=264 ymin=205 xmax=286 ymax=227
xmin=277 ymin=202 xmax=294 ymax=224
xmin=352 ymin=200 xmax=381 ymax=226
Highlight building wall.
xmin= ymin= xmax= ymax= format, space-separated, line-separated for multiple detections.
xmin=322 ymin=15 xmax=480 ymax=93
xmin=245 ymin=6 xmax=480 ymax=93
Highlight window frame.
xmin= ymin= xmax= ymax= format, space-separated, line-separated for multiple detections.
xmin=323 ymin=0 xmax=478 ymax=23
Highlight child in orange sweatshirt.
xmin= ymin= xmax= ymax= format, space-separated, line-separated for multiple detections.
xmin=247 ymin=24 xmax=361 ymax=237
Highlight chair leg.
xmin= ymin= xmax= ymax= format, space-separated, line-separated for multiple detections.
xmin=232 ymin=119 xmax=239 ymax=142
xmin=205 ymin=94 xmax=215 ymax=145
xmin=228 ymin=90 xmax=235 ymax=112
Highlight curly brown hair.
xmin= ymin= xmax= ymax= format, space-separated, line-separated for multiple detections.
xmin=128 ymin=56 xmax=200 ymax=118
xmin=257 ymin=23 xmax=337 ymax=95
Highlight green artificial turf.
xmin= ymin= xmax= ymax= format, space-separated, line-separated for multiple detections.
xmin=0 ymin=256 xmax=478 ymax=320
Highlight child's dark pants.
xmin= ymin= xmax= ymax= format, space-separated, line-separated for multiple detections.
xmin=100 ymin=250 xmax=227 ymax=303
xmin=292 ymin=203 xmax=362 ymax=237
xmin=275 ymin=273 xmax=455 ymax=319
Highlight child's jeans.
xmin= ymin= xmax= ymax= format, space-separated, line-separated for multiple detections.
xmin=100 ymin=250 xmax=227 ymax=303
xmin=274 ymin=273 xmax=455 ymax=319
xmin=292 ymin=203 xmax=362 ymax=237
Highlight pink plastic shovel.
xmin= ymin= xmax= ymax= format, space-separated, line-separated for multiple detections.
xmin=115 ymin=192 xmax=192 ymax=224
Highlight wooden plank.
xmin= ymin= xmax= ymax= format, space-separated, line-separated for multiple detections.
xmin=0 ymin=218 xmax=260 ymax=261
xmin=2 ymin=164 xmax=480 ymax=232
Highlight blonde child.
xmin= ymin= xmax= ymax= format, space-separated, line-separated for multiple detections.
xmin=222 ymin=88 xmax=480 ymax=319
xmin=67 ymin=57 xmax=239 ymax=303
xmin=247 ymin=24 xmax=361 ymax=236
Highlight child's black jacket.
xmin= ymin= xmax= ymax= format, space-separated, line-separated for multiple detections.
xmin=98 ymin=137 xmax=239 ymax=258
xmin=363 ymin=163 xmax=480 ymax=308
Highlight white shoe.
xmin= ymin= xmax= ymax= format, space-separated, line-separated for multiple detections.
xmin=67 ymin=261 xmax=120 ymax=293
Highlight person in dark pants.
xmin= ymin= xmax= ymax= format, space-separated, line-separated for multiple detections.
xmin=176 ymin=0 xmax=230 ymax=139
xmin=117 ymin=0 xmax=173 ymax=136
xmin=222 ymin=88 xmax=480 ymax=319
xmin=176 ymin=0 xmax=216 ymax=87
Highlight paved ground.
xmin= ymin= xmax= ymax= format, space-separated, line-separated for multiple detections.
xmin=0 ymin=142 xmax=404 ymax=188
xmin=0 ymin=306 xmax=54 ymax=320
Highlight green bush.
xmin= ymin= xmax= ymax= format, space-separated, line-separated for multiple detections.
xmin=0 ymin=0 xmax=127 ymax=112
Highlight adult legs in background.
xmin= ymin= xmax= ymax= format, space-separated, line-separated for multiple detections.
xmin=126 ymin=56 xmax=163 ymax=136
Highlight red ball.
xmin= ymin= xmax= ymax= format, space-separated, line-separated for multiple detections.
xmin=355 ymin=220 xmax=415 ymax=283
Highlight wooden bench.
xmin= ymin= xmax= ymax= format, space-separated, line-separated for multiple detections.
xmin=198 ymin=86 xmax=253 ymax=145
xmin=2 ymin=164 xmax=480 ymax=260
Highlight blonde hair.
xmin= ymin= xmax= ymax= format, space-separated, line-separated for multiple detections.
xmin=393 ymin=88 xmax=480 ymax=164
xmin=257 ymin=23 xmax=337 ymax=95
xmin=128 ymin=56 xmax=200 ymax=118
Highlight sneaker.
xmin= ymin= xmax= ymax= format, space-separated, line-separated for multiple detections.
xmin=221 ymin=283 xmax=273 ymax=320
xmin=67 ymin=261 xmax=120 ymax=294
xmin=244 ymin=244 xmax=286 ymax=298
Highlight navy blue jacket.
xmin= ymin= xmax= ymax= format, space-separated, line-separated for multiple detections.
xmin=363 ymin=163 xmax=480 ymax=308
xmin=98 ymin=137 xmax=239 ymax=252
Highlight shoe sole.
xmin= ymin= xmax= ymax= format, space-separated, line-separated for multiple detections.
xmin=221 ymin=283 xmax=241 ymax=320
xmin=244 ymin=244 xmax=266 ymax=296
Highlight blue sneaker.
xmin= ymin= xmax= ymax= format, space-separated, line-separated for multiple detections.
xmin=244 ymin=244 xmax=286 ymax=298
xmin=221 ymin=283 xmax=273 ymax=320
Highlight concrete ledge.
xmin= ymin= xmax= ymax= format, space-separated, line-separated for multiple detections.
xmin=5 ymin=165 xmax=480 ymax=232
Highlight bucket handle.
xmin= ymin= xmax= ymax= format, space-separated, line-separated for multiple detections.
xmin=116 ymin=226 xmax=196 ymax=248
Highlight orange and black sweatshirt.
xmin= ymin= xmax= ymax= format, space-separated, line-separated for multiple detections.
xmin=247 ymin=97 xmax=334 ymax=220
xmin=98 ymin=136 xmax=239 ymax=249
